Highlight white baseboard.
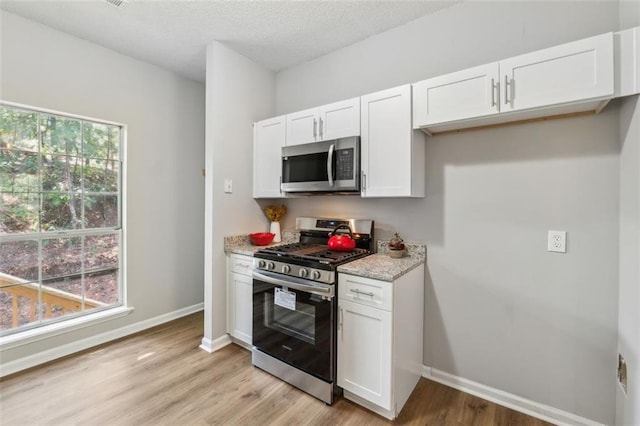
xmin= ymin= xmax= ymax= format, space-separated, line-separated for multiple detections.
xmin=199 ymin=334 xmax=232 ymax=353
xmin=0 ymin=303 xmax=204 ymax=378
xmin=422 ymin=366 xmax=604 ymax=426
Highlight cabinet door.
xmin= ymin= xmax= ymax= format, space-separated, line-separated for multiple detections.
xmin=286 ymin=108 xmax=318 ymax=145
xmin=230 ymin=272 xmax=253 ymax=345
xmin=319 ymin=98 xmax=360 ymax=141
xmin=253 ymin=116 xmax=285 ymax=198
xmin=500 ymin=32 xmax=613 ymax=113
xmin=412 ymin=62 xmax=500 ymax=128
xmin=337 ymin=299 xmax=392 ymax=410
xmin=361 ymin=85 xmax=420 ymax=197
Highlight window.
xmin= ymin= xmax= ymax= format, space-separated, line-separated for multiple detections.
xmin=0 ymin=102 xmax=123 ymax=336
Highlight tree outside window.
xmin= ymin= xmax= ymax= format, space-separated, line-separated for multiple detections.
xmin=0 ymin=103 xmax=123 ymax=334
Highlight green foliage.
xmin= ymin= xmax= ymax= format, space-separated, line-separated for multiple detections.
xmin=0 ymin=107 xmax=38 ymax=151
xmin=0 ymin=105 xmax=121 ymax=233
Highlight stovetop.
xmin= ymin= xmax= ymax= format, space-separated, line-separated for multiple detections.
xmin=253 ymin=242 xmax=370 ymax=284
xmin=256 ymin=243 xmax=370 ymax=265
xmin=252 ymin=217 xmax=374 ymax=284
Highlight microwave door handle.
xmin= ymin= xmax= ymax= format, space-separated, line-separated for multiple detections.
xmin=327 ymin=143 xmax=335 ymax=187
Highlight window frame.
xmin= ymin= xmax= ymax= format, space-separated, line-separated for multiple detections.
xmin=0 ymin=100 xmax=127 ymax=338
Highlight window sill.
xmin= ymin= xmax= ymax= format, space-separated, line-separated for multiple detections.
xmin=0 ymin=306 xmax=134 ymax=351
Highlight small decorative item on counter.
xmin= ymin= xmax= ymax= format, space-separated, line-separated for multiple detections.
xmin=264 ymin=205 xmax=287 ymax=243
xmin=249 ymin=232 xmax=275 ymax=246
xmin=388 ymin=232 xmax=407 ymax=258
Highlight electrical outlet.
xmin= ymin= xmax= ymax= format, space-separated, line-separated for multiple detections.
xmin=618 ymin=354 xmax=628 ymax=395
xmin=224 ymin=178 xmax=232 ymax=194
xmin=547 ymin=230 xmax=566 ymax=253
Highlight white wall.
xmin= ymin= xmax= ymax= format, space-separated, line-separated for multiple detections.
xmin=616 ymin=2 xmax=640 ymax=425
xmin=275 ymin=2 xmax=622 ymax=423
xmin=202 ymin=41 xmax=275 ymax=345
xmin=0 ymin=11 xmax=205 ymax=364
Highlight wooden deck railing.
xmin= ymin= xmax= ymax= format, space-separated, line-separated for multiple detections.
xmin=0 ymin=271 xmax=105 ymax=328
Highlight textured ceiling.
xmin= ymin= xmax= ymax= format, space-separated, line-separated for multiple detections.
xmin=0 ymin=0 xmax=459 ymax=83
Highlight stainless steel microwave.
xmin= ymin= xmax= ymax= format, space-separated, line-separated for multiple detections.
xmin=281 ymin=136 xmax=360 ymax=193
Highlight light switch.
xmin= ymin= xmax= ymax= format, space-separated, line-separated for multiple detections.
xmin=224 ymin=179 xmax=232 ymax=194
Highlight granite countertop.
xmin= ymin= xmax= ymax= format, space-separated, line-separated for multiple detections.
xmin=224 ymin=231 xmax=299 ymax=256
xmin=225 ymin=233 xmax=426 ymax=281
xmin=337 ymin=241 xmax=426 ymax=282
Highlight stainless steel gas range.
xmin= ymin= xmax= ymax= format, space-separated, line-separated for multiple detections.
xmin=251 ymin=217 xmax=374 ymax=404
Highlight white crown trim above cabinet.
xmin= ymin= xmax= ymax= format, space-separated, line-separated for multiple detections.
xmin=253 ymin=115 xmax=286 ymax=198
xmin=286 ymin=97 xmax=360 ymax=145
xmin=360 ymin=85 xmax=425 ymax=198
xmin=413 ymin=32 xmax=615 ymax=134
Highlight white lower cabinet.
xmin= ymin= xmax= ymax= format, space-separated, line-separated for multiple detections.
xmin=338 ymin=298 xmax=393 ymax=409
xmin=227 ymin=254 xmax=253 ymax=346
xmin=337 ymin=265 xmax=424 ymax=420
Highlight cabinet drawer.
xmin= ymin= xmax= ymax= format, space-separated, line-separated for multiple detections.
xmin=230 ymin=254 xmax=253 ymax=276
xmin=339 ymin=274 xmax=392 ymax=311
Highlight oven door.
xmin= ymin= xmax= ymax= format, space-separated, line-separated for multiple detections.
xmin=281 ymin=136 xmax=360 ymax=193
xmin=252 ymin=270 xmax=335 ymax=382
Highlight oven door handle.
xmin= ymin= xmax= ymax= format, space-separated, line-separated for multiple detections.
xmin=253 ymin=270 xmax=334 ymax=298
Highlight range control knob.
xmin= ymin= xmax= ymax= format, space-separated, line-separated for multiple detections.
xmin=299 ymin=268 xmax=308 ymax=278
xmin=282 ymin=265 xmax=291 ymax=274
xmin=267 ymin=262 xmax=275 ymax=270
xmin=311 ymin=270 xmax=321 ymax=280
xmin=258 ymin=260 xmax=266 ymax=269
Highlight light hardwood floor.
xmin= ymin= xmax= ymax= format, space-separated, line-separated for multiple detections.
xmin=0 ymin=312 xmax=551 ymax=425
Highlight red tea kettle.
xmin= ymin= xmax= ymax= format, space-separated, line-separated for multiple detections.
xmin=328 ymin=224 xmax=356 ymax=252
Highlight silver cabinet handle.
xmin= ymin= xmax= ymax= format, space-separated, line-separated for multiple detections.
xmin=504 ymin=75 xmax=512 ymax=106
xmin=362 ymin=171 xmax=366 ymax=192
xmin=339 ymin=307 xmax=343 ymax=335
xmin=327 ymin=143 xmax=335 ymax=187
xmin=319 ymin=117 xmax=324 ymax=139
xmin=279 ymin=175 xmax=283 ymax=195
xmin=350 ymin=288 xmax=374 ymax=297
xmin=491 ymin=78 xmax=497 ymax=107
xmin=313 ymin=118 xmax=317 ymax=139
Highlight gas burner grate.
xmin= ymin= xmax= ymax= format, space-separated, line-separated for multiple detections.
xmin=256 ymin=243 xmax=369 ymax=265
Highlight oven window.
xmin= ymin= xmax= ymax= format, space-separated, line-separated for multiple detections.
xmin=283 ymin=152 xmax=329 ymax=183
xmin=265 ymin=292 xmax=319 ymax=345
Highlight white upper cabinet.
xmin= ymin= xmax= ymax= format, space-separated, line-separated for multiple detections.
xmin=321 ymin=98 xmax=361 ymax=141
xmin=413 ymin=63 xmax=500 ymax=127
xmin=500 ymin=32 xmax=614 ymax=113
xmin=286 ymin=98 xmax=360 ymax=145
xmin=253 ymin=115 xmax=285 ymax=198
xmin=361 ymin=85 xmax=424 ymax=198
xmin=413 ymin=32 xmax=614 ymax=134
xmin=285 ymin=108 xmax=316 ymax=145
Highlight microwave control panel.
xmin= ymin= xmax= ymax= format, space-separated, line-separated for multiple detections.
xmin=336 ymin=148 xmax=354 ymax=179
